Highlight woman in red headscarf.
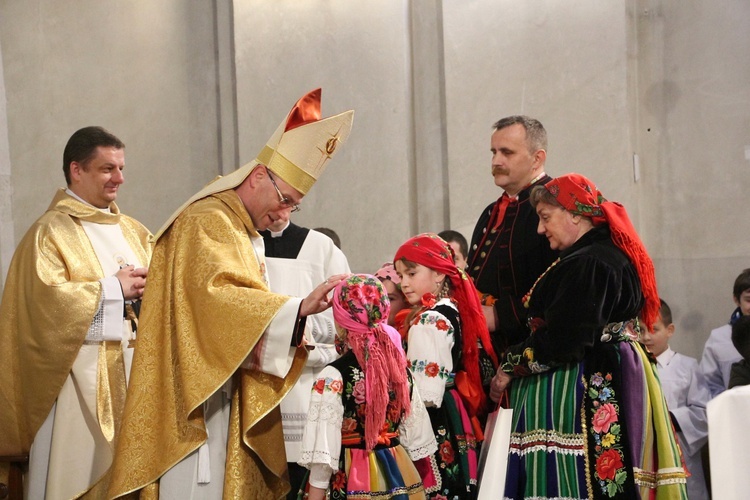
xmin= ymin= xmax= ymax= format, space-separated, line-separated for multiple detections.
xmin=489 ymin=174 xmax=687 ymax=499
xmin=394 ymin=233 xmax=499 ymax=499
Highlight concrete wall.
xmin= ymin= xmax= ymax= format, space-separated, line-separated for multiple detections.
xmin=233 ymin=0 xmax=415 ymax=270
xmin=0 ymin=36 xmax=13 ymax=289
xmin=443 ymin=0 xmax=638 ymax=244
xmin=1 ymin=0 xmax=748 ymax=357
xmin=634 ymin=0 xmax=750 ymax=356
xmin=0 ymin=0 xmax=222 ymax=237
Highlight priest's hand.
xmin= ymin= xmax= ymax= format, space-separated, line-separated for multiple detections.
xmin=116 ymin=265 xmax=148 ymax=300
xmin=299 ymin=273 xmax=348 ymax=317
xmin=490 ymin=368 xmax=512 ymax=402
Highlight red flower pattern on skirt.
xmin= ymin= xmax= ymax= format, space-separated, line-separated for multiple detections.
xmin=439 ymin=440 xmax=455 ymax=464
xmin=596 ymin=448 xmax=624 ymax=481
xmin=332 ymin=470 xmax=346 ymax=491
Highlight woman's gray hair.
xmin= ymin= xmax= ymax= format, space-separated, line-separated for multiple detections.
xmin=529 ymin=184 xmax=563 ymax=209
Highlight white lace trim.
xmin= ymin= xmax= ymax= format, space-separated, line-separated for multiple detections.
xmin=419 ymin=389 xmax=444 ymax=408
xmin=406 ymin=442 xmax=436 ymax=461
xmin=298 ymin=449 xmax=340 ymax=468
xmin=400 ymin=384 xmax=437 ymax=460
xmin=423 ymin=454 xmax=443 ymax=494
xmin=85 ymin=293 xmax=106 ymax=341
xmin=509 ymin=429 xmax=585 ymax=457
xmin=307 ymin=399 xmax=344 ymax=427
xmin=299 ymin=367 xmax=345 ymax=470
xmin=316 ymin=344 xmax=338 ymax=366
xmin=315 ymin=315 xmax=337 ymax=344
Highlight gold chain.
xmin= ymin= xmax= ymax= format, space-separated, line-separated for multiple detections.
xmin=522 ymin=258 xmax=560 ymax=309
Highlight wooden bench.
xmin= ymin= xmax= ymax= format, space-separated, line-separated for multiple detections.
xmin=0 ymin=456 xmax=28 ymax=500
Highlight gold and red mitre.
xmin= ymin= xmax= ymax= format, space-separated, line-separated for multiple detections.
xmin=154 ymin=88 xmax=354 ymax=239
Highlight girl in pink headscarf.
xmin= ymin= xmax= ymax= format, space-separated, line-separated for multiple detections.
xmin=394 ymin=233 xmax=499 ymax=499
xmin=298 ymin=274 xmax=436 ymax=500
xmin=374 ymin=262 xmax=410 ymax=334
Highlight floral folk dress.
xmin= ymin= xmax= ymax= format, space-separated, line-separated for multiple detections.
xmin=299 ymin=351 xmax=436 ymax=499
xmin=406 ymin=298 xmax=480 ymax=499
xmin=500 ymin=226 xmax=688 ymax=499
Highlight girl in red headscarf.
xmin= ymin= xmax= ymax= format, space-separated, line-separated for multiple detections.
xmin=394 ymin=233 xmax=499 ymax=499
xmin=489 ymin=174 xmax=687 ymax=499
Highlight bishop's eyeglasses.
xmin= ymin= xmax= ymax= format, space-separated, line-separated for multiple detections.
xmin=265 ymin=166 xmax=301 ymax=213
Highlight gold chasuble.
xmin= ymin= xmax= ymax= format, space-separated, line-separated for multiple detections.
xmin=0 ymin=190 xmax=151 ymax=494
xmin=109 ymin=190 xmax=307 ymax=499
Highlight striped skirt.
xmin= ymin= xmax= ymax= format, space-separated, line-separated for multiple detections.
xmin=334 ymin=444 xmax=425 ymax=499
xmin=503 ymin=339 xmax=687 ymax=499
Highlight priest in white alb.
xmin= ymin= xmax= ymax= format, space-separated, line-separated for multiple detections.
xmin=0 ymin=126 xmax=151 ymax=500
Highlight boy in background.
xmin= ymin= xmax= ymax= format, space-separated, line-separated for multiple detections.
xmin=700 ymin=268 xmax=750 ymax=398
xmin=643 ymin=299 xmax=710 ymax=500
xmin=438 ymin=229 xmax=468 ymax=271
xmin=729 ymin=314 xmax=750 ymax=388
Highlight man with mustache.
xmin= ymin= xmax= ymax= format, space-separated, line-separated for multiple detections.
xmin=467 ymin=116 xmax=558 ymax=356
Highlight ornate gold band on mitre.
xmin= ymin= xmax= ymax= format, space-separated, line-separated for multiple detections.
xmin=257 ymin=145 xmax=316 ymax=196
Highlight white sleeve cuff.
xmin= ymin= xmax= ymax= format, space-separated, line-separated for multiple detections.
xmin=101 ymin=276 xmax=125 ymax=341
xmin=309 ymin=463 xmax=333 ymax=489
xmin=242 ymin=298 xmax=301 ymax=377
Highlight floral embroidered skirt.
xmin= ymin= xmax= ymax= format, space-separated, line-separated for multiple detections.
xmin=504 ymin=340 xmax=687 ymax=500
xmin=415 ymin=387 xmax=478 ymax=499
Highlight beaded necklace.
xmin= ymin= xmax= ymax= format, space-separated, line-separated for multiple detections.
xmin=522 ymin=257 xmax=560 ymax=309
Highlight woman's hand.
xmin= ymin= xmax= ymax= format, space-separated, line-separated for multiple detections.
xmin=490 ymin=369 xmax=512 ymax=402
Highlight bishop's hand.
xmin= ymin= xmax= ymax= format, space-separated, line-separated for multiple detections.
xmin=299 ymin=273 xmax=349 ymax=317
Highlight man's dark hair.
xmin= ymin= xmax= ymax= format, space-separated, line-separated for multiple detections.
xmin=733 ymin=268 xmax=750 ymax=299
xmin=438 ymin=230 xmax=468 ymax=259
xmin=314 ymin=227 xmax=341 ymax=249
xmin=659 ymin=299 xmax=673 ymax=326
xmin=492 ymin=115 xmax=548 ymax=153
xmin=732 ymin=314 xmax=750 ymax=361
xmin=63 ymin=126 xmax=125 ymax=185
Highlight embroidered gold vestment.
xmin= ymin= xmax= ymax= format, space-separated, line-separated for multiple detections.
xmin=0 ymin=189 xmax=151 ymax=487
xmin=109 ymin=190 xmax=306 ymax=499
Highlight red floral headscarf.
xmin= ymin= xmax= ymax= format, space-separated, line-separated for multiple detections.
xmin=332 ymin=274 xmax=410 ymax=450
xmin=544 ymin=173 xmax=660 ymax=329
xmin=394 ymin=233 xmax=498 ymax=410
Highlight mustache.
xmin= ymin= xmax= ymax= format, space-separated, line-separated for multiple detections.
xmin=492 ymin=167 xmax=508 ymax=176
